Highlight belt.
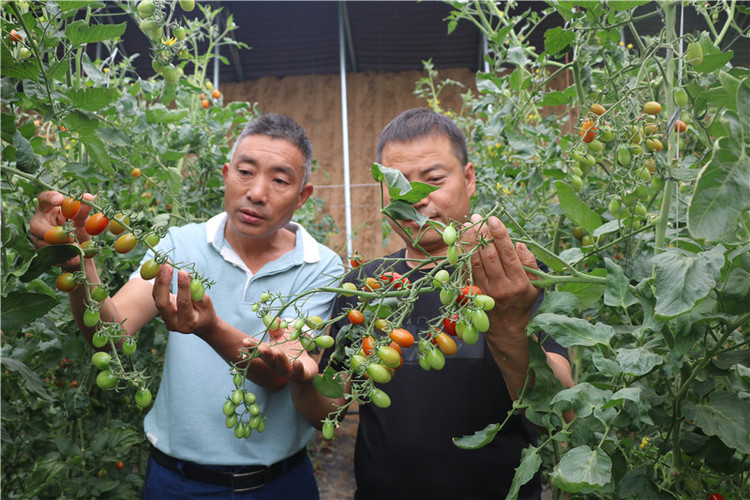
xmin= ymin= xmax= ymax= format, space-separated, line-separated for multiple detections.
xmin=149 ymin=445 xmax=307 ymax=493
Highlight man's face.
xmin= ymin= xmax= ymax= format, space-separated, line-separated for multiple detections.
xmin=380 ymin=133 xmax=475 ymax=256
xmin=222 ymin=134 xmax=312 ymax=244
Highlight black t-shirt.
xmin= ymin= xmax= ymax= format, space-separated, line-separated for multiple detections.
xmin=322 ymin=250 xmax=570 ymax=500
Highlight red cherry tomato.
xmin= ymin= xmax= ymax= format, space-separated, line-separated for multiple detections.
xmin=85 ymin=213 xmax=109 ymax=236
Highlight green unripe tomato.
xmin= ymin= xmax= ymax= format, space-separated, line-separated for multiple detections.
xmin=581 ymin=235 xmax=594 ymax=247
xmin=651 ymin=175 xmax=665 ymax=192
xmin=137 ymin=0 xmax=155 ymax=18
xmin=570 ymin=175 xmax=583 ymax=192
xmin=135 ymin=388 xmax=152 ymax=408
xmin=432 ymin=269 xmax=450 ymax=288
xmin=190 ymin=279 xmax=205 ymax=302
xmin=366 ymin=363 xmax=392 ymax=384
xmin=179 ymin=0 xmax=195 ymax=11
xmin=427 ymin=348 xmax=446 ymax=370
xmin=92 ymin=352 xmax=111 ymax=370
xmin=634 ymin=203 xmax=648 ymax=217
xmin=225 ymin=414 xmax=237 ymax=429
xmin=349 ymin=354 xmax=366 ymax=372
xmin=474 ymin=294 xmax=495 ymax=311
xmin=617 ymin=146 xmax=631 ymax=165
xmin=686 ymin=41 xmax=703 ymax=66
xmin=91 ymin=286 xmax=109 ymax=302
xmin=173 ymin=26 xmax=186 ymax=41
xmin=322 ymin=420 xmax=335 ymax=440
xmin=598 ymin=126 xmax=615 ymax=143
xmin=315 ymin=335 xmax=335 ymax=349
xmin=609 ymin=198 xmax=622 ymax=216
xmin=446 ymin=245 xmax=459 ymax=266
xmin=231 ymin=389 xmax=243 ymax=405
xmin=439 ymin=289 xmax=455 ymax=306
xmin=96 ymin=369 xmax=117 ymax=390
xmin=369 ymin=387 xmax=391 ymax=408
xmin=462 ymin=324 xmax=479 ymax=345
xmin=162 ymin=65 xmax=179 ymax=84
xmin=418 ymin=355 xmax=432 ymax=371
xmin=139 ymin=19 xmax=158 ymax=32
xmin=122 ymin=337 xmax=137 ymax=356
xmin=674 ymin=87 xmax=689 ymax=107
xmin=621 ymin=191 xmax=636 ymax=207
xmin=442 ymin=225 xmax=457 ymax=246
xmin=635 ymin=184 xmax=650 ymax=201
xmin=471 ymin=309 xmax=490 ymax=333
xmin=145 ymin=233 xmax=160 ymax=247
xmin=92 ymin=331 xmax=108 ymax=348
xmin=244 ymin=392 xmax=256 ymax=405
xmin=341 ymin=282 xmax=357 ymax=296
xmin=587 ymin=139 xmax=604 ymax=153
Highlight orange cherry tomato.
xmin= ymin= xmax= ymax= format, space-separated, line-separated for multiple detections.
xmin=348 ymin=309 xmax=365 ymax=325
xmin=389 ymin=328 xmax=414 ymax=348
xmin=580 ymin=120 xmax=597 ymax=143
xmin=61 ymin=197 xmax=81 ymax=219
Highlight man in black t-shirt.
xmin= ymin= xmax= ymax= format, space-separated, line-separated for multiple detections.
xmin=322 ymin=108 xmax=575 ymax=500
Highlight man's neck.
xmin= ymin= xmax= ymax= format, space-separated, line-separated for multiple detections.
xmin=225 ymin=226 xmax=296 ymax=274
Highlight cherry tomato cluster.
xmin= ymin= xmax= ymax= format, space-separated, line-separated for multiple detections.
xmin=136 ymin=0 xmax=193 ymax=83
xmin=223 ymin=371 xmax=266 ymax=439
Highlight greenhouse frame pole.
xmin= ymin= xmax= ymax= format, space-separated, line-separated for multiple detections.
xmin=339 ymin=1 xmax=353 ymax=258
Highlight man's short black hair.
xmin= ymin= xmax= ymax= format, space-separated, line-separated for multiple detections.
xmin=375 ymin=108 xmax=468 ymax=167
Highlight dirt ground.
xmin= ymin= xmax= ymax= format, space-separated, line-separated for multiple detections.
xmin=309 ymin=409 xmax=359 ymax=500
xmin=308 ymin=408 xmax=553 ymax=500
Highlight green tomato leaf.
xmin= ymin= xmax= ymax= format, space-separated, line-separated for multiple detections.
xmin=65 ymin=88 xmax=119 ymax=112
xmin=312 ymin=366 xmax=345 ymax=399
xmin=688 ymin=135 xmax=750 ymax=242
xmin=652 ymin=246 xmax=725 ymax=318
xmin=532 ymin=313 xmax=615 ymax=347
xmin=533 ymin=291 xmax=579 ymax=317
xmin=618 ymin=467 xmax=664 ymax=500
xmin=145 ymin=106 xmax=190 ymax=124
xmin=381 ymin=200 xmax=430 ymax=226
xmin=681 ymin=391 xmax=750 ymax=454
xmin=604 ymin=258 xmax=637 ymax=309
xmin=0 ymin=291 xmax=60 ymax=332
xmin=506 ymin=447 xmax=542 ymax=500
xmin=80 ymin=135 xmax=113 ymax=174
xmin=551 ymin=445 xmax=611 ymax=493
xmin=19 ymin=245 xmax=81 ymax=282
xmin=0 ymin=356 xmax=54 ymax=402
xmin=554 ymin=181 xmax=602 ymax=234
xmin=608 ymin=1 xmax=650 ymax=11
xmin=65 ymin=20 xmax=127 ymax=46
xmin=12 ymin=131 xmax=40 ymax=173
xmin=557 ymin=268 xmax=607 ymax=309
xmin=371 ymin=163 xmax=438 ymax=204
xmin=550 ymin=382 xmax=612 ymax=418
xmin=544 ymin=27 xmax=575 ymax=56
xmin=616 ymin=347 xmax=663 ymax=376
xmin=453 ymin=421 xmax=501 ymax=450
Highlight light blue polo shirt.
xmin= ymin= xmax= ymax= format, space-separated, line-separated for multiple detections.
xmin=132 ymin=212 xmax=343 ymax=465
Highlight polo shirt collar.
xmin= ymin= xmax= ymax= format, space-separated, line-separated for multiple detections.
xmin=205 ymin=212 xmax=321 ymax=274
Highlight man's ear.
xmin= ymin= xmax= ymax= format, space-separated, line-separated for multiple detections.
xmin=464 ymin=162 xmax=477 ymax=197
xmin=296 ymin=184 xmax=314 ymax=210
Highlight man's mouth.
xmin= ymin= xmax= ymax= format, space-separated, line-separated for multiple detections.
xmin=239 ymin=209 xmax=266 ymax=223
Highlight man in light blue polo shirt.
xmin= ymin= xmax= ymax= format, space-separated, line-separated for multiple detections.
xmin=30 ymin=114 xmax=343 ymax=498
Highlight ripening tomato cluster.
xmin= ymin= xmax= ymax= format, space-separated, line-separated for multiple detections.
xmin=223 ymin=371 xmax=265 ymax=439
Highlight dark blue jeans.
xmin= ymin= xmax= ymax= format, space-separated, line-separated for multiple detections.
xmin=142 ymin=454 xmax=320 ymax=499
